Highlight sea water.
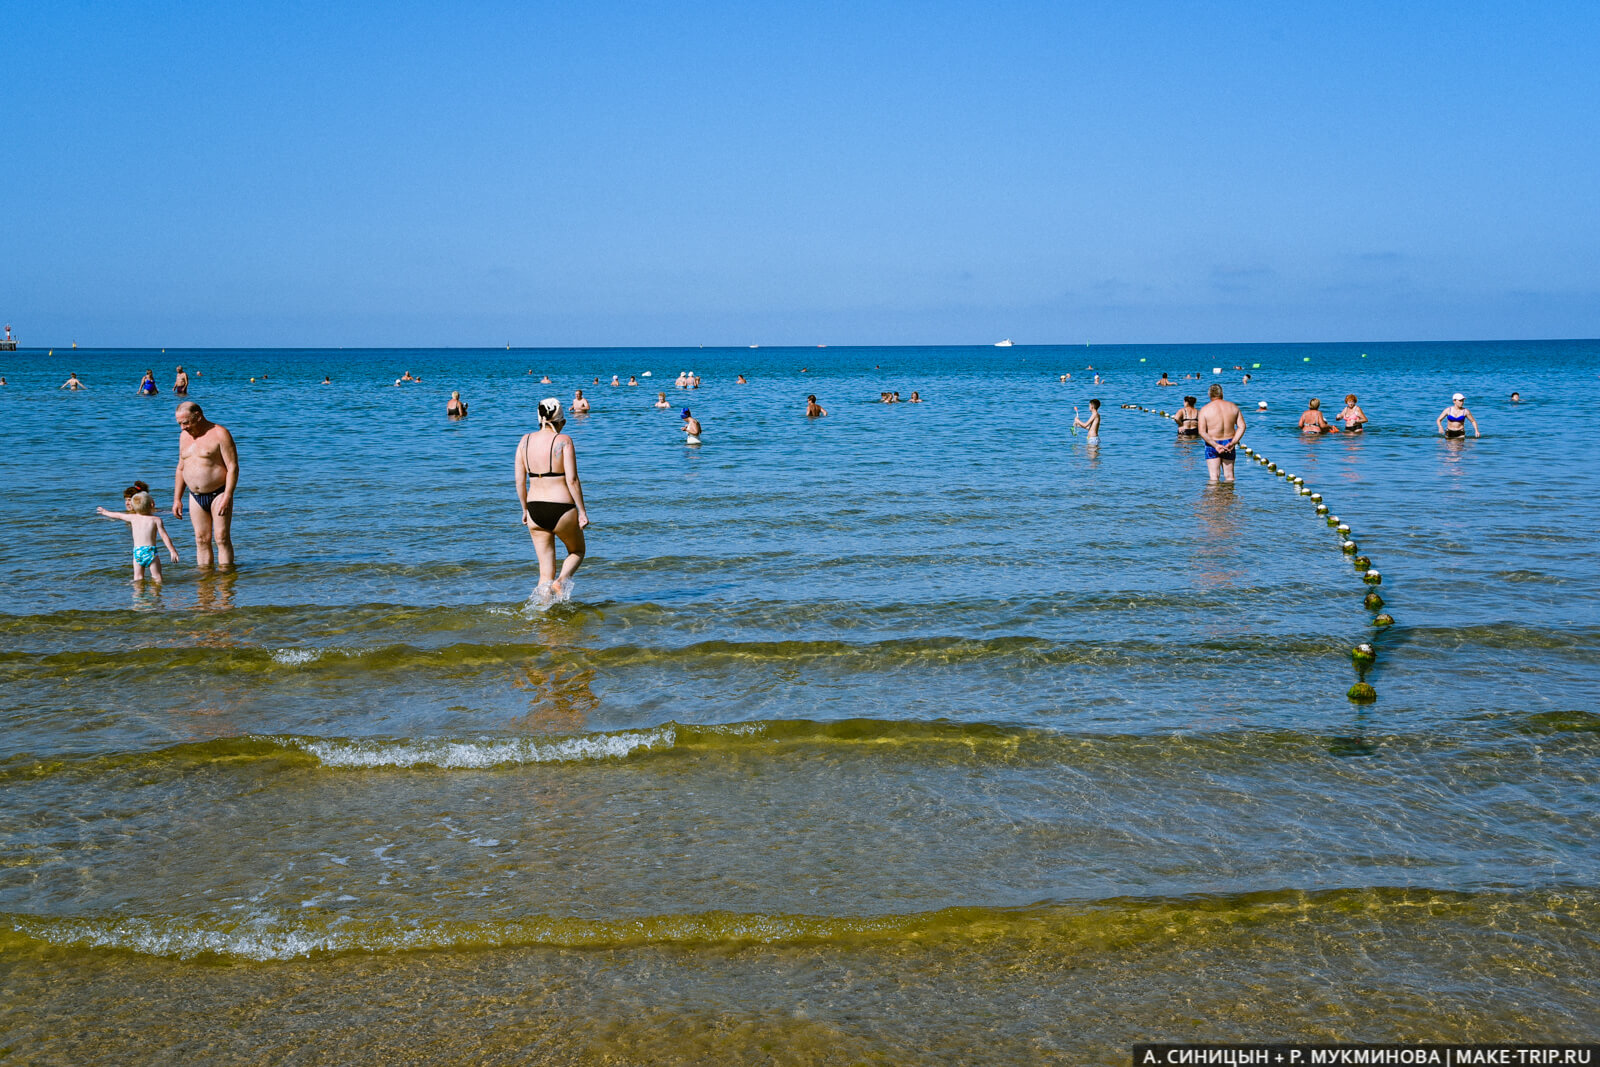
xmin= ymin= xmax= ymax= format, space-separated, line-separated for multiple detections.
xmin=2 ymin=341 xmax=1598 ymax=1063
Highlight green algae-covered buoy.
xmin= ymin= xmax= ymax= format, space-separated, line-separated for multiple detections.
xmin=1341 ymin=541 xmax=1358 ymax=554
xmin=1327 ymin=516 xmax=1340 ymax=527
xmin=1347 ymin=682 xmax=1377 ymax=702
xmin=1310 ymin=493 xmax=1322 ymax=503
xmin=1316 ymin=504 xmax=1329 ymax=514
xmin=1351 ymin=643 xmax=1376 ymax=667
xmin=1364 ymin=591 xmax=1384 ymax=610
xmin=1363 ymin=570 xmax=1382 ymax=585
xmin=1373 ymin=613 xmax=1394 ymax=627
xmin=1353 ymin=555 xmax=1371 ymax=570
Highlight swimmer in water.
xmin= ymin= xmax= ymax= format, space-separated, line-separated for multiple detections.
xmin=1199 ymin=384 xmax=1246 ymax=482
xmin=1510 ymin=391 xmax=1521 ymax=403
xmin=541 ymin=375 xmax=552 ymax=384
xmin=909 ymin=391 xmax=922 ymax=403
xmin=736 ymin=374 xmax=748 ymax=384
xmin=571 ymin=389 xmax=590 ymax=414
xmin=321 ymin=375 xmax=331 ymax=384
xmin=138 ymin=370 xmax=158 ymax=396
xmin=1173 ymin=396 xmax=1200 ymax=436
xmin=1338 ymin=394 xmax=1367 ymax=432
xmin=628 ymin=375 xmax=638 ymax=386
xmin=681 ymin=408 xmax=702 ymax=444
xmin=1157 ymin=372 xmax=1175 ymax=387
xmin=654 ymin=391 xmax=669 ymax=408
xmin=173 ymin=366 xmax=188 ymax=395
xmin=446 ymin=391 xmax=468 ymax=418
xmin=1437 ymin=393 xmax=1479 ymax=438
xmin=806 ymin=394 xmax=827 ymax=417
xmin=1073 ymin=398 xmax=1101 ymax=442
xmin=1242 ymin=374 xmax=1251 ymax=385
xmin=610 ymin=375 xmax=620 ymax=387
xmin=1298 ymin=397 xmax=1336 ymax=434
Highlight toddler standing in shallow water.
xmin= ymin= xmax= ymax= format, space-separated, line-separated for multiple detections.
xmin=98 ymin=491 xmax=180 ymax=582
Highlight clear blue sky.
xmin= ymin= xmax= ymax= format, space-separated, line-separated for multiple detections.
xmin=5 ymin=1 xmax=1597 ymax=347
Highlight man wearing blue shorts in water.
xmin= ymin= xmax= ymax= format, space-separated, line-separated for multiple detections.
xmin=1198 ymin=383 xmax=1246 ymax=483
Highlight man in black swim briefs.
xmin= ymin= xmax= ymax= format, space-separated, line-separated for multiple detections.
xmin=173 ymin=401 xmax=240 ymax=568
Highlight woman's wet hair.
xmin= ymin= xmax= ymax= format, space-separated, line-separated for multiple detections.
xmin=127 ymin=492 xmax=154 ymax=515
xmin=1309 ymin=398 xmax=1321 ymax=409
xmin=1184 ymin=395 xmax=1197 ymax=406
xmin=123 ymin=480 xmax=149 ymax=500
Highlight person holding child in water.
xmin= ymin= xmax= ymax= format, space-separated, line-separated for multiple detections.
xmin=172 ymin=401 xmax=239 ymax=568
xmin=516 ymin=398 xmax=588 ymax=599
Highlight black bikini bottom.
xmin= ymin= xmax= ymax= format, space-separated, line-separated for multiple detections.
xmin=526 ymin=500 xmax=575 ymax=532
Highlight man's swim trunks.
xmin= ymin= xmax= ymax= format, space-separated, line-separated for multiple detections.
xmin=1205 ymin=437 xmax=1235 ymax=460
xmin=188 ymin=488 xmax=222 ymax=514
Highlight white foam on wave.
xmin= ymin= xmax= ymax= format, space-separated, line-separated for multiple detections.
xmin=270 ymin=648 xmax=322 ymax=666
xmin=293 ymin=726 xmax=676 ymax=769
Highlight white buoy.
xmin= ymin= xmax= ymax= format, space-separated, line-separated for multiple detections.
xmin=1342 ymin=540 xmax=1358 ymax=553
xmin=1316 ymin=504 xmax=1329 ymax=514
xmin=1299 ymin=487 xmax=1312 ymax=496
xmin=1364 ymin=570 xmax=1382 ymax=585
xmin=1310 ymin=494 xmax=1322 ymax=502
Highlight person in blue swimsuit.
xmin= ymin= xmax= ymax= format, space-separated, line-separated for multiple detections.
xmin=138 ymin=370 xmax=158 ymax=396
xmin=1198 ymin=384 xmax=1246 ymax=482
xmin=1436 ymin=393 xmax=1479 ymax=439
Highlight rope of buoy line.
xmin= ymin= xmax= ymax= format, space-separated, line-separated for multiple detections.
xmin=1119 ymin=403 xmax=1392 ymax=703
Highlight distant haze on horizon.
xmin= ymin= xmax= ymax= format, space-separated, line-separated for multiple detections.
xmin=5 ymin=2 xmax=1597 ymax=349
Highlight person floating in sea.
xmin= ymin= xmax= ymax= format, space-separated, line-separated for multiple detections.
xmin=908 ymin=391 xmax=922 ymax=403
xmin=321 ymin=375 xmax=331 ymax=384
xmin=681 ymin=408 xmax=702 ymax=444
xmin=1074 ymin=399 xmax=1101 ymax=442
xmin=447 ymin=391 xmax=468 ymax=418
xmin=1257 ymin=400 xmax=1269 ymax=412
xmin=98 ymin=488 xmax=180 ymax=583
xmin=571 ymin=389 xmax=590 ymax=414
xmin=1242 ymin=373 xmax=1252 ymax=385
xmin=516 ymin=398 xmax=588 ymax=599
xmin=1199 ymin=384 xmax=1246 ymax=483
xmin=654 ymin=392 xmax=670 ymax=408
xmin=736 ymin=374 xmax=748 ymax=384
xmin=627 ymin=375 xmax=638 ymax=386
xmin=60 ymin=372 xmax=86 ymax=390
xmin=1338 ymin=394 xmax=1367 ymax=432
xmin=1298 ymin=397 xmax=1336 ymax=434
xmin=806 ymin=394 xmax=827 ymax=417
xmin=173 ymin=401 xmax=239 ymax=569
xmin=173 ymin=366 xmax=189 ymax=395
xmin=540 ymin=374 xmax=552 ymax=384
xmin=675 ymin=371 xmax=688 ymax=388
xmin=1173 ymin=396 xmax=1200 ymax=436
xmin=1437 ymin=393 xmax=1479 ymax=438
xmin=1157 ymin=372 xmax=1175 ymax=387
xmin=610 ymin=375 xmax=620 ymax=387
xmin=1510 ymin=391 xmax=1521 ymax=403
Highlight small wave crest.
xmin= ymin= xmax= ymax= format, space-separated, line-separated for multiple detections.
xmin=293 ymin=727 xmax=674 ymax=769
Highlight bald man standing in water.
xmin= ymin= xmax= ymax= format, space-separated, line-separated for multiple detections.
xmin=172 ymin=401 xmax=239 ymax=567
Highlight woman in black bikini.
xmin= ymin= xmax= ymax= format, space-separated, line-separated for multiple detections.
xmin=516 ymin=398 xmax=589 ymax=597
xmin=1174 ymin=396 xmax=1200 ymax=436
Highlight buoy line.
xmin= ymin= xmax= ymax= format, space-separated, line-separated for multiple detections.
xmin=1122 ymin=404 xmax=1392 ymax=703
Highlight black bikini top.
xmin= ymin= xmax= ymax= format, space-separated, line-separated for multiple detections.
xmin=525 ymin=433 xmax=566 ymax=477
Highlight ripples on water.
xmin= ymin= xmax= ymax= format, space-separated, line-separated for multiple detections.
xmin=2 ymin=341 xmax=1598 ymax=1062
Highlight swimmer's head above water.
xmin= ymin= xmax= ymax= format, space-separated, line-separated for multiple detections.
xmin=538 ymin=398 xmax=566 ymax=429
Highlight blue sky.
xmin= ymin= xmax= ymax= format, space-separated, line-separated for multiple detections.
xmin=4 ymin=1 xmax=1597 ymax=346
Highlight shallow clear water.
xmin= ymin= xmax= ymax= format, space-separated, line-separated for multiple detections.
xmin=2 ymin=341 xmax=1598 ymax=1062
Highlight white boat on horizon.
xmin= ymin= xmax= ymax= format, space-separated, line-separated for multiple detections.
xmin=993 ymin=338 xmax=1014 ymax=347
